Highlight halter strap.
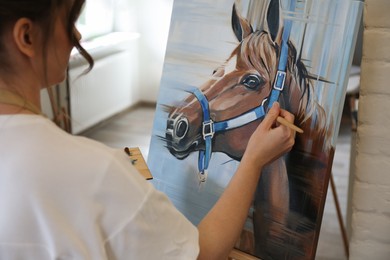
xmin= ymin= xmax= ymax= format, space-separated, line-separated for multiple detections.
xmin=193 ymin=88 xmax=267 ymax=182
xmin=0 ymin=89 xmax=42 ymax=115
xmin=267 ymin=0 xmax=296 ymax=109
xmin=192 ymin=88 xmax=213 ymax=182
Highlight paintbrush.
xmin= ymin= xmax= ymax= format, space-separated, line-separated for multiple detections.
xmin=276 ymin=116 xmax=304 ymax=133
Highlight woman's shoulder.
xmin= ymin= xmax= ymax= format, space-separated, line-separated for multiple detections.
xmin=1 ymin=114 xmax=145 ymax=188
xmin=26 ymin=115 xmax=120 ymax=158
xmin=39 ymin=117 xmax=141 ymax=180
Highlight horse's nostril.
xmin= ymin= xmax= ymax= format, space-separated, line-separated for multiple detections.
xmin=175 ymin=119 xmax=188 ymax=139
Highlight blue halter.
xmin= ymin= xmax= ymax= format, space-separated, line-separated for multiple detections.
xmin=193 ymin=1 xmax=295 ymax=182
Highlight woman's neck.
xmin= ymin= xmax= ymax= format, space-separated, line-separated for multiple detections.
xmin=0 ymin=81 xmax=42 ymax=115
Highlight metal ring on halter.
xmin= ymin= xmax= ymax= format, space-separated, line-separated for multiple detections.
xmin=198 ymin=170 xmax=208 ymax=183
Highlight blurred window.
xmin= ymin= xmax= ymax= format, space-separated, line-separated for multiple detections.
xmin=77 ymin=0 xmax=114 ymax=40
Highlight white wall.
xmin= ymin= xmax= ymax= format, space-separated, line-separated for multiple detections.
xmin=136 ymin=0 xmax=174 ymax=102
xmin=114 ymin=0 xmax=173 ymax=103
xmin=349 ymin=0 xmax=390 ymax=258
xmin=68 ymin=33 xmax=139 ymax=134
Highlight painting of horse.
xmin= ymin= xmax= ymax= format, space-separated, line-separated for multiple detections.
xmin=164 ymin=1 xmax=332 ymax=258
xmin=148 ymin=0 xmax=362 ymax=259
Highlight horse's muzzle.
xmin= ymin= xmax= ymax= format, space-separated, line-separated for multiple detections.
xmin=165 ymin=114 xmax=200 ymax=159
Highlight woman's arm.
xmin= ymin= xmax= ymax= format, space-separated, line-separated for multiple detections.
xmin=197 ymin=102 xmax=295 ymax=260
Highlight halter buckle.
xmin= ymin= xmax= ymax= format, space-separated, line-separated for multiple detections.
xmin=202 ymin=120 xmax=215 ymax=140
xmin=274 ymin=71 xmax=286 ymax=91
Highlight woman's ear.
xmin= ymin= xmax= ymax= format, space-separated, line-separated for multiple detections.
xmin=13 ymin=18 xmax=36 ymax=58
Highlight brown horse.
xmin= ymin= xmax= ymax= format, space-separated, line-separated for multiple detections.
xmin=165 ymin=1 xmax=333 ymax=258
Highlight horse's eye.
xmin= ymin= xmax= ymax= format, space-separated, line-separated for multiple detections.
xmin=241 ymin=74 xmax=264 ymax=90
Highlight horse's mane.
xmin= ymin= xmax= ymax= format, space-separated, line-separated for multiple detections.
xmin=234 ymin=30 xmax=328 ymax=135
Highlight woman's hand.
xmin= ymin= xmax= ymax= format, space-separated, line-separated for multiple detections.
xmin=242 ymin=102 xmax=296 ymax=171
xmin=197 ymin=102 xmax=296 ymax=260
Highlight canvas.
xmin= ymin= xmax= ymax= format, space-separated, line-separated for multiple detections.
xmin=148 ymin=0 xmax=363 ymax=258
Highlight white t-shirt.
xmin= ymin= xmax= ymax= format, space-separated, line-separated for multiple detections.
xmin=0 ymin=115 xmax=199 ymax=260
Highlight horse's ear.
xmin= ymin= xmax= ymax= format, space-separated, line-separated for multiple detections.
xmin=266 ymin=0 xmax=283 ymax=44
xmin=231 ymin=3 xmax=253 ymax=42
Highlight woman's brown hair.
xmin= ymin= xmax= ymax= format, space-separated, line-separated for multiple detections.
xmin=0 ymin=0 xmax=94 ymax=76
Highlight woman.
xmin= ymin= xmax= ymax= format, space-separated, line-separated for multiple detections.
xmin=0 ymin=0 xmax=295 ymax=259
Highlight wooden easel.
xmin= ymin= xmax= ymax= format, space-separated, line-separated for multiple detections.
xmin=227 ymin=171 xmax=349 ymax=260
xmin=47 ymin=85 xmax=72 ymax=132
xmin=124 ymin=147 xmax=153 ymax=180
xmin=229 ymin=248 xmax=260 ymax=260
xmin=329 ymin=172 xmax=349 ymax=258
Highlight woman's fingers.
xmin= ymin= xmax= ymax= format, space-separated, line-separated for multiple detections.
xmin=278 ymin=107 xmax=295 ymax=124
xmin=243 ymin=104 xmax=297 ymax=169
xmin=261 ymin=102 xmax=281 ymax=130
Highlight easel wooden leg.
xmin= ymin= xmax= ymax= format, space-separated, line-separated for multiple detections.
xmin=228 ymin=248 xmax=259 ymax=260
xmin=330 ymin=172 xmax=349 ymax=258
xmin=47 ymin=85 xmax=71 ymax=133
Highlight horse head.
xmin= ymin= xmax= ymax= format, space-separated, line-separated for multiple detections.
xmin=165 ymin=0 xmax=322 ymax=164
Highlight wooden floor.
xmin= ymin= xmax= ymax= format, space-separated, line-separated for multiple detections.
xmin=81 ymin=103 xmax=352 ymax=260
